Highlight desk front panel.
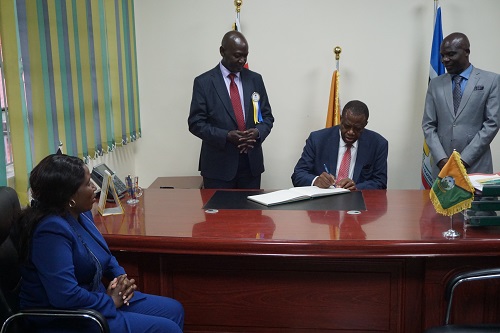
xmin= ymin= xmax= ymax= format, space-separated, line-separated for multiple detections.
xmin=113 ymin=252 xmax=413 ymax=333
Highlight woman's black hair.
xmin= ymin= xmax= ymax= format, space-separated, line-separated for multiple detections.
xmin=17 ymin=154 xmax=86 ymax=262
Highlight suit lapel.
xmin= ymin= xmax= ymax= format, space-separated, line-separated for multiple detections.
xmin=68 ymin=213 xmax=111 ymax=255
xmin=442 ymin=74 xmax=455 ymax=117
xmin=80 ymin=213 xmax=112 ymax=254
xmin=456 ymin=68 xmax=480 ymax=117
xmin=352 ymin=133 xmax=367 ymax=181
xmin=211 ymin=66 xmax=238 ymax=125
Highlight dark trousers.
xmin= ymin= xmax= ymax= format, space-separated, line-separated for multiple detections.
xmin=203 ymin=154 xmax=261 ymax=189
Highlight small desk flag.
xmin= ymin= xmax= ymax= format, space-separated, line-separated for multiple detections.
xmin=429 ymin=151 xmax=474 ymax=216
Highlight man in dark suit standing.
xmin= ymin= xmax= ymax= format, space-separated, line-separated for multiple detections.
xmin=422 ymin=32 xmax=500 ymax=181
xmin=188 ymin=31 xmax=274 ymax=189
xmin=292 ymin=100 xmax=388 ymax=190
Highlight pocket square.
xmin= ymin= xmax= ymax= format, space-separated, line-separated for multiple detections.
xmin=474 ymin=85 xmax=484 ymax=91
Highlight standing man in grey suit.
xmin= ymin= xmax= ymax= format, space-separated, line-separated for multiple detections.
xmin=422 ymin=32 xmax=500 ymax=180
xmin=188 ymin=31 xmax=274 ymax=189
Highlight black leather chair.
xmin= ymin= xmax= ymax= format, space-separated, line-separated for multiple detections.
xmin=424 ymin=268 xmax=500 ymax=333
xmin=0 ymin=186 xmax=109 ymax=333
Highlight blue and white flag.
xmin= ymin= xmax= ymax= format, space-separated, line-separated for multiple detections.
xmin=422 ymin=4 xmax=445 ymax=189
xmin=429 ymin=7 xmax=445 ymax=80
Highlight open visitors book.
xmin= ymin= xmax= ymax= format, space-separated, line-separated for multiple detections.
xmin=247 ymin=186 xmax=349 ymax=206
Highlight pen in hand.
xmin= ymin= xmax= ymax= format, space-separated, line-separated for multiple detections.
xmin=323 ymin=163 xmax=330 ymax=174
xmin=322 ymin=164 xmax=336 ymax=188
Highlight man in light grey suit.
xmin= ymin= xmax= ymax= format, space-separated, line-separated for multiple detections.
xmin=422 ymin=32 xmax=500 ymax=180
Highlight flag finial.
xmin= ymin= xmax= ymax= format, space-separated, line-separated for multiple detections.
xmin=234 ymin=0 xmax=242 ymax=13
xmin=334 ymin=46 xmax=342 ymax=61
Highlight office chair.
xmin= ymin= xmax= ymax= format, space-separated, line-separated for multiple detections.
xmin=0 ymin=186 xmax=109 ymax=333
xmin=424 ymin=268 xmax=500 ymax=333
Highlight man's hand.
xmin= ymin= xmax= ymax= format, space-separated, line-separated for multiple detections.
xmin=437 ymin=158 xmax=469 ymax=169
xmin=238 ymin=128 xmax=259 ymax=153
xmin=335 ymin=177 xmax=357 ymax=191
xmin=314 ymin=172 xmax=336 ymax=188
xmin=227 ymin=130 xmax=246 ymax=146
xmin=228 ymin=129 xmax=259 ymax=153
xmin=437 ymin=158 xmax=449 ymax=170
xmin=240 ymin=128 xmax=259 ymax=141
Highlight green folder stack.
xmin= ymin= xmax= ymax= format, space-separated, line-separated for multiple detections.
xmin=466 ymin=185 xmax=500 ymax=226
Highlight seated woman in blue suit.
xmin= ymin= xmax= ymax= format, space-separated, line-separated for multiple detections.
xmin=16 ymin=154 xmax=184 ymax=332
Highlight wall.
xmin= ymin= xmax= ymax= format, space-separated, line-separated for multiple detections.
xmin=128 ymin=0 xmax=500 ymax=189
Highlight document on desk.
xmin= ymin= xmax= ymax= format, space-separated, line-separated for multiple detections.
xmin=468 ymin=173 xmax=500 ymax=192
xmin=247 ymin=186 xmax=349 ymax=206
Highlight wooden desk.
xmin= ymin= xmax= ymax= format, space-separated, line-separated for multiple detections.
xmin=148 ymin=176 xmax=203 ymax=189
xmin=94 ymin=189 xmax=500 ymax=333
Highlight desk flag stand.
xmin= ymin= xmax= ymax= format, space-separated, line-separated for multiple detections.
xmin=429 ymin=151 xmax=475 ymax=239
xmin=443 ymin=215 xmax=459 ymax=238
xmin=97 ymin=170 xmax=124 ymax=216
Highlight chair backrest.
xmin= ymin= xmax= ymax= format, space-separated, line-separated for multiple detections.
xmin=0 ymin=186 xmax=22 ymax=325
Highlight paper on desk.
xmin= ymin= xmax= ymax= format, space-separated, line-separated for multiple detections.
xmin=468 ymin=173 xmax=500 ymax=192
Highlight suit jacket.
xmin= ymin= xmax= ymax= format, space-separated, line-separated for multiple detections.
xmin=291 ymin=126 xmax=388 ymax=189
xmin=20 ymin=211 xmax=146 ymax=325
xmin=188 ymin=65 xmax=274 ymax=181
xmin=422 ymin=66 xmax=500 ymax=179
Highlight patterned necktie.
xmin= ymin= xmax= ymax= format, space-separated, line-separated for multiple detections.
xmin=228 ymin=73 xmax=246 ymax=131
xmin=337 ymin=145 xmax=352 ymax=181
xmin=453 ymin=75 xmax=463 ymax=114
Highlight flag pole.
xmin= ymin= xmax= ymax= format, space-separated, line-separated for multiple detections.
xmin=434 ymin=0 xmax=438 ymax=22
xmin=234 ymin=0 xmax=242 ymax=31
xmin=443 ymin=215 xmax=460 ymax=239
xmin=334 ymin=46 xmax=342 ymax=71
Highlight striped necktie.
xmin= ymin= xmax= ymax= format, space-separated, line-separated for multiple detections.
xmin=337 ymin=145 xmax=352 ymax=181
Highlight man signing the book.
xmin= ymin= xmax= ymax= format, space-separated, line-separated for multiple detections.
xmin=291 ymin=100 xmax=388 ymax=190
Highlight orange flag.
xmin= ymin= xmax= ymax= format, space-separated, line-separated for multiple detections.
xmin=326 ymin=70 xmax=340 ymax=127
